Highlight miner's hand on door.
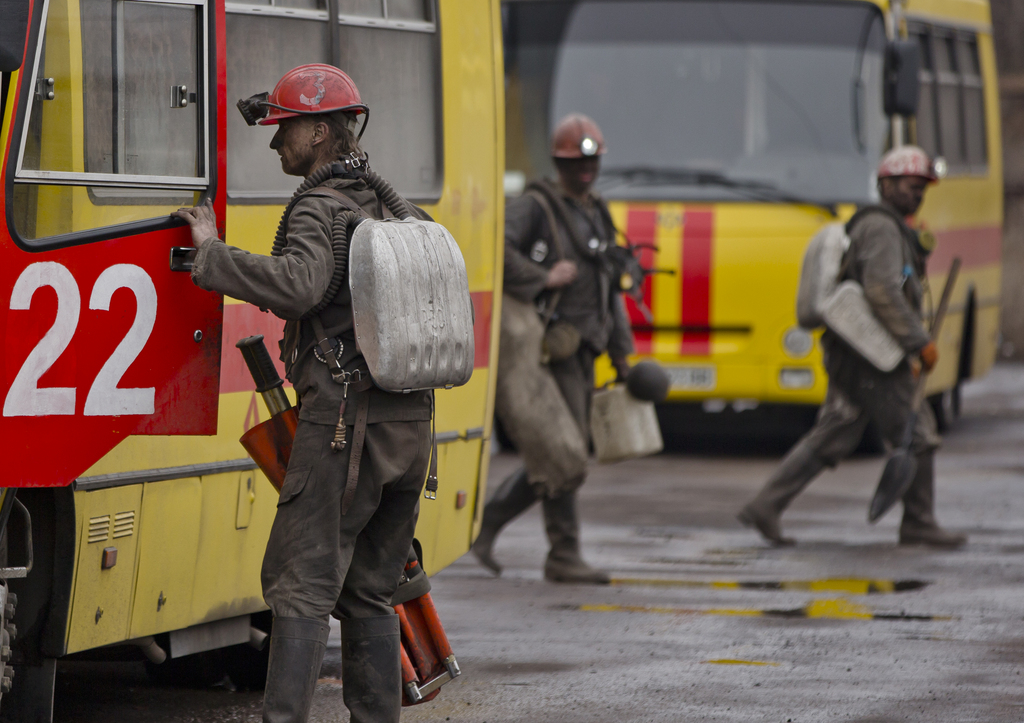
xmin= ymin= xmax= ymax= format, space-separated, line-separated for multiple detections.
xmin=172 ymin=199 xmax=220 ymax=250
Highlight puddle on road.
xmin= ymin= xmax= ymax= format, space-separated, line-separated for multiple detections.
xmin=565 ymin=598 xmax=952 ymax=622
xmin=609 ymin=578 xmax=931 ymax=595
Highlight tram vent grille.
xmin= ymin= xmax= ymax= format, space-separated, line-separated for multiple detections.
xmin=88 ymin=515 xmax=111 ymax=544
xmin=113 ymin=511 xmax=135 ymax=539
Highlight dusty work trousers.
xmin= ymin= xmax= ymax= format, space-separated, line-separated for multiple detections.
xmin=262 ymin=419 xmax=432 ymax=621
xmin=754 ymin=343 xmax=941 ymax=519
xmin=548 ymin=346 xmax=597 ymax=442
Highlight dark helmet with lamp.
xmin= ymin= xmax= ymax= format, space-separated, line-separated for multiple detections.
xmin=551 ymin=113 xmax=607 ymax=159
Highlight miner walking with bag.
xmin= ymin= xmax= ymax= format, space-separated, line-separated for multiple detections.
xmin=737 ymin=146 xmax=965 ymax=549
xmin=173 ymin=64 xmax=438 ymax=723
xmin=471 ymin=114 xmax=634 ymax=584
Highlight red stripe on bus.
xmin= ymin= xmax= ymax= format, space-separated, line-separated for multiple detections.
xmin=926 ymin=226 xmax=1001 ymax=273
xmin=221 ymin=305 xmax=288 ymax=394
xmin=681 ymin=209 xmax=713 ymax=356
xmin=625 ymin=206 xmax=657 ymax=354
xmin=471 ymin=290 xmax=493 ymax=369
xmin=220 ymin=291 xmax=494 ymax=394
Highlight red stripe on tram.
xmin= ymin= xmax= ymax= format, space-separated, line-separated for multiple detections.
xmin=681 ymin=208 xmax=713 ymax=356
xmin=625 ymin=206 xmax=657 ymax=354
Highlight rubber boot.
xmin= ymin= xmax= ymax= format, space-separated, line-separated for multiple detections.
xmin=737 ymin=441 xmax=827 ymax=546
xmin=339 ymin=615 xmax=402 ymax=723
xmin=471 ymin=466 xmax=539 ymax=576
xmin=542 ymin=491 xmax=609 ymax=584
xmin=899 ymin=452 xmax=966 ymax=548
xmin=262 ymin=617 xmax=330 ymax=723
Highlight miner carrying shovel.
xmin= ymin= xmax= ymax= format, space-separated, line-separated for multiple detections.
xmin=738 ymin=146 xmax=966 ymax=549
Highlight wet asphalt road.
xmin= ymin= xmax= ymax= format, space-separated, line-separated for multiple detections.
xmin=52 ymin=364 xmax=1024 ymax=722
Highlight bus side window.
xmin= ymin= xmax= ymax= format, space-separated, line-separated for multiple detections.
xmin=958 ymin=36 xmax=987 ymax=171
xmin=934 ymin=31 xmax=965 ymax=168
xmin=909 ymin=23 xmax=987 ymax=177
xmin=11 ymin=0 xmax=210 ymax=245
xmin=225 ymin=0 xmax=441 ymax=204
xmin=912 ymin=29 xmax=940 ymax=160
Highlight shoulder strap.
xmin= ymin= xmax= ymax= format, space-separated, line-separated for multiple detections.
xmin=527 ymin=180 xmax=596 ymax=261
xmin=524 ymin=188 xmax=567 ymax=262
xmin=523 ymin=189 xmax=565 ymax=325
xmin=297 ymin=187 xmax=372 ymax=218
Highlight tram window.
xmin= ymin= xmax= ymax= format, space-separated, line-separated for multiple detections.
xmin=341 ymin=0 xmax=383 ymax=15
xmin=225 ymin=0 xmax=441 ymax=203
xmin=274 ymin=0 xmax=323 ymax=10
xmin=18 ymin=0 xmax=204 ymax=181
xmin=912 ymin=30 xmax=939 ymax=159
xmin=958 ymin=37 xmax=987 ymax=168
xmin=386 ymin=0 xmax=429 ymax=20
xmin=909 ymin=24 xmax=987 ymax=176
xmin=338 ymin=0 xmax=429 ymax=19
xmin=226 ymin=13 xmax=331 ymax=199
xmin=11 ymin=0 xmax=209 ymax=243
xmin=934 ymin=34 xmax=964 ymax=167
xmin=336 ymin=23 xmax=439 ymax=197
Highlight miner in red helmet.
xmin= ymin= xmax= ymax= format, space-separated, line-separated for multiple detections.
xmin=173 ymin=64 xmax=434 ymax=723
xmin=471 ymin=113 xmax=635 ymax=584
xmin=738 ymin=145 xmax=965 ymax=549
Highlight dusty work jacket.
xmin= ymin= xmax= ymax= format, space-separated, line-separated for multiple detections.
xmin=191 ymin=172 xmax=432 ymax=426
xmin=828 ymin=202 xmax=931 ymax=359
xmin=503 ymin=181 xmax=634 ymax=360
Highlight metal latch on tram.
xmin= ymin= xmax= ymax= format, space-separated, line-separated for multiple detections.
xmin=34 ymin=77 xmax=54 ymax=101
xmin=171 ymin=85 xmax=196 ymax=109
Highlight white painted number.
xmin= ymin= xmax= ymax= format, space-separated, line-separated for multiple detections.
xmin=3 ymin=262 xmax=81 ymax=416
xmin=84 ymin=265 xmax=157 ymax=416
xmin=3 ymin=262 xmax=158 ymax=417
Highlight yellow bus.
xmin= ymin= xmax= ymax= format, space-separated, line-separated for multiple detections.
xmin=0 ymin=0 xmax=502 ymax=715
xmin=503 ymin=0 xmax=1001 ymax=432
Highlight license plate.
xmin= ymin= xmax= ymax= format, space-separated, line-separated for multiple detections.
xmin=667 ymin=365 xmax=717 ymax=391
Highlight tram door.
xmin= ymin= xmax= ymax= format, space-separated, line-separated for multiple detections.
xmin=0 ymin=0 xmax=226 ymax=488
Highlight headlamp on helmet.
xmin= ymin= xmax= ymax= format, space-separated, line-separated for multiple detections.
xmin=237 ymin=92 xmax=270 ymax=126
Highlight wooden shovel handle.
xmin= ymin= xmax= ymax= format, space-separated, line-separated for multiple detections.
xmin=929 ymin=257 xmax=961 ymax=341
xmin=912 ymin=257 xmax=961 ymax=408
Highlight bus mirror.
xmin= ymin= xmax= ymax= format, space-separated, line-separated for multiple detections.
xmin=884 ymin=40 xmax=921 ymax=117
xmin=0 ymin=0 xmax=30 ymax=73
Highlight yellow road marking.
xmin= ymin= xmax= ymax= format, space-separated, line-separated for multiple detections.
xmin=703 ymin=659 xmax=780 ymax=667
xmin=576 ymin=599 xmax=950 ymax=622
xmin=609 ymin=578 xmax=925 ymax=594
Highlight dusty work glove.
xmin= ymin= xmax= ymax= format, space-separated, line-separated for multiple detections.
xmin=919 ymin=341 xmax=939 ymax=372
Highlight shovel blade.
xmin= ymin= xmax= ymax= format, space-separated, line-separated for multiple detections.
xmin=869 ymin=451 xmax=918 ymax=523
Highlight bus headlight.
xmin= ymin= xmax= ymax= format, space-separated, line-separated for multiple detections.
xmin=782 ymin=327 xmax=813 ymax=358
xmin=779 ymin=367 xmax=815 ymax=390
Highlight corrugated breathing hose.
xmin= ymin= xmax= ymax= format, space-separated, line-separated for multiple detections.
xmin=269 ymin=161 xmax=413 ymax=318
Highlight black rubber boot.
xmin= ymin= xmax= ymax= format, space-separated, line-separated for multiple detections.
xmin=542 ymin=491 xmax=609 ymax=584
xmin=262 ymin=617 xmax=330 ymax=723
xmin=899 ymin=452 xmax=966 ymax=548
xmin=340 ymin=615 xmax=402 ymax=723
xmin=471 ymin=466 xmax=539 ymax=576
xmin=738 ymin=442 xmax=826 ymax=546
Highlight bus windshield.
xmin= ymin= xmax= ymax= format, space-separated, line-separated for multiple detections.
xmin=504 ymin=0 xmax=888 ymax=204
